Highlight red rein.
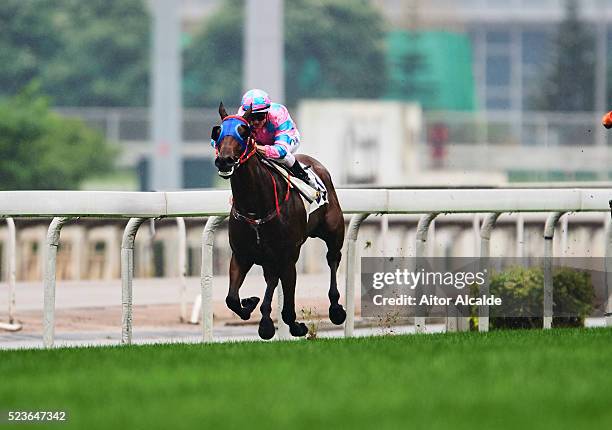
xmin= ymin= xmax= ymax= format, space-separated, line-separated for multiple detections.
xmin=267 ymin=165 xmax=291 ymax=217
xmin=235 ymin=136 xmax=291 ymax=219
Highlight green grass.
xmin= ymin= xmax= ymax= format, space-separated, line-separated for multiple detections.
xmin=1 ymin=328 xmax=612 ymax=429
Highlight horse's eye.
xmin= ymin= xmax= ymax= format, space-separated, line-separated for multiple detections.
xmin=237 ymin=125 xmax=251 ymax=138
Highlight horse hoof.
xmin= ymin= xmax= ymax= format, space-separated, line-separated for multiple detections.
xmin=241 ymin=296 xmax=260 ymax=313
xmin=289 ymin=322 xmax=308 ymax=337
xmin=226 ymin=296 xmax=249 ymax=319
xmin=329 ymin=304 xmax=346 ymax=325
xmin=258 ymin=317 xmax=275 ymax=340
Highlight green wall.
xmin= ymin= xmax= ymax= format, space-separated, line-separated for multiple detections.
xmin=386 ymin=31 xmax=476 ymax=111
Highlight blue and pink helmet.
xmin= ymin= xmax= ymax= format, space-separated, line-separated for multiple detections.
xmin=241 ymin=89 xmax=271 ymax=112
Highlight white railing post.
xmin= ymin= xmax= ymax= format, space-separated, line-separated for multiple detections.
xmin=276 ymin=287 xmax=290 ymax=340
xmin=605 ymin=202 xmax=612 ymax=327
xmin=516 ymin=213 xmax=525 ymax=258
xmin=43 ymin=217 xmax=73 ymax=348
xmin=415 ymin=213 xmax=438 ymax=334
xmin=560 ymin=215 xmax=569 ymax=257
xmin=479 ymin=212 xmax=501 ymax=332
xmin=176 ymin=217 xmax=187 ymax=322
xmin=189 ymin=294 xmax=201 ymax=325
xmin=344 ymin=213 xmax=369 ymax=337
xmin=472 ymin=214 xmax=480 ymax=255
xmin=121 ymin=217 xmax=147 ymax=345
xmin=201 ymin=216 xmax=226 ymax=342
xmin=7 ymin=218 xmax=16 ymax=324
xmin=0 ymin=218 xmax=21 ymax=332
xmin=543 ymin=212 xmax=564 ymax=330
xmin=380 ymin=214 xmax=389 ymax=256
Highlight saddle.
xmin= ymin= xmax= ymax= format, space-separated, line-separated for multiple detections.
xmin=261 ymin=158 xmax=329 ymax=217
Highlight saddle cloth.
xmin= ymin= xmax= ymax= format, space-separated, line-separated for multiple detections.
xmin=263 ymin=159 xmax=329 ymax=220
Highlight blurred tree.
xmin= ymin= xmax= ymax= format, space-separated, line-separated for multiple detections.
xmin=534 ymin=0 xmax=595 ymax=111
xmin=183 ymin=0 xmax=244 ymax=108
xmin=43 ymin=0 xmax=150 ymax=106
xmin=0 ymin=84 xmax=117 ymax=190
xmin=0 ymin=0 xmax=62 ymax=97
xmin=183 ymin=0 xmax=388 ymax=107
xmin=0 ymin=0 xmax=149 ymax=107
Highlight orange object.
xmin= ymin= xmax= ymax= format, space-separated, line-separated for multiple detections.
xmin=602 ymin=111 xmax=612 ymax=129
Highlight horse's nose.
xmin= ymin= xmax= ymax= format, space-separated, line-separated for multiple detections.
xmin=215 ymin=156 xmax=235 ymax=171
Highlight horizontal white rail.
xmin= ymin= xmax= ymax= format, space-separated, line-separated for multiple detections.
xmin=1 ymin=188 xmax=612 ymax=217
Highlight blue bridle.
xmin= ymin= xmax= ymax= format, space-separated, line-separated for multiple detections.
xmin=211 ymin=115 xmax=250 ymax=149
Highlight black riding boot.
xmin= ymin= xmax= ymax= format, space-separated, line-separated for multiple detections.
xmin=288 ymin=162 xmax=317 ymax=189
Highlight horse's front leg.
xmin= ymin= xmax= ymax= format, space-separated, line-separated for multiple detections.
xmin=279 ymin=264 xmax=308 ymax=337
xmin=258 ymin=266 xmax=279 ymax=340
xmin=226 ymin=254 xmax=259 ymax=320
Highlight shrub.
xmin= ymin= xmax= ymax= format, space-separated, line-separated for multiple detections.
xmin=486 ymin=265 xmax=594 ymax=329
xmin=0 ymin=84 xmax=117 ymax=190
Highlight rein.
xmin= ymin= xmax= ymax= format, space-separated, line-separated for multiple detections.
xmin=237 ymin=140 xmax=257 ymax=165
xmin=231 ymin=152 xmax=292 ymax=240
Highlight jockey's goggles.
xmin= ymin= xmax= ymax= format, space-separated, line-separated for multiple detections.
xmin=251 ymin=112 xmax=267 ymax=121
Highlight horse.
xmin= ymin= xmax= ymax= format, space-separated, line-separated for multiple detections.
xmin=212 ymin=102 xmax=346 ymax=339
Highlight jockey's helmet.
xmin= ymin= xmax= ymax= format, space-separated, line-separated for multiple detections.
xmin=241 ymin=89 xmax=271 ymax=112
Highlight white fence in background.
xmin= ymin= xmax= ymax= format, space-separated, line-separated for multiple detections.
xmin=55 ymin=108 xmax=610 ymax=147
xmin=1 ymin=188 xmax=612 ymax=347
xmin=55 ymin=108 xmax=612 ymax=177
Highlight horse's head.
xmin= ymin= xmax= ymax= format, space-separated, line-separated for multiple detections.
xmin=212 ymin=102 xmax=253 ymax=178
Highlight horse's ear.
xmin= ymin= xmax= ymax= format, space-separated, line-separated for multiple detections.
xmin=219 ymin=101 xmax=228 ymax=120
xmin=243 ymin=103 xmax=253 ymax=122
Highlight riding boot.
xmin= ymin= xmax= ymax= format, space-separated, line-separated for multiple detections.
xmin=289 ymin=162 xmax=318 ymax=189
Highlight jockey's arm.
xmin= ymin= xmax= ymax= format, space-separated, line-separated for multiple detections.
xmin=260 ymin=109 xmax=298 ymax=159
xmin=258 ymin=139 xmax=291 ymax=159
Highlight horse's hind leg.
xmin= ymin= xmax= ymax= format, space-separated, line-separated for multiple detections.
xmin=327 ymin=251 xmax=346 ymax=325
xmin=279 ymin=265 xmax=308 ymax=337
xmin=318 ymin=212 xmax=347 ymax=325
xmin=226 ymin=254 xmax=260 ymax=320
xmin=258 ymin=267 xmax=279 ymax=340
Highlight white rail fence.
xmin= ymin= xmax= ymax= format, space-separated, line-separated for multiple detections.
xmin=0 ymin=218 xmax=19 ymax=331
xmin=1 ymin=188 xmax=612 ymax=347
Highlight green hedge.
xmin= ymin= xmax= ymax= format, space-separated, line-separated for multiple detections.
xmin=471 ymin=266 xmax=594 ymax=330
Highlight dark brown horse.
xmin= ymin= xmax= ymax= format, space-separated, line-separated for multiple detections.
xmin=212 ymin=102 xmax=346 ymax=339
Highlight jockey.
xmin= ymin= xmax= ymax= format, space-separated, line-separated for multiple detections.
xmin=237 ymin=89 xmax=318 ymax=189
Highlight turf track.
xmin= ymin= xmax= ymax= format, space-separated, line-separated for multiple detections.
xmin=1 ymin=328 xmax=611 ymax=429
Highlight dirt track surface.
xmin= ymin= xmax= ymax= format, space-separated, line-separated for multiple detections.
xmin=0 ymin=274 xmax=363 ymax=347
xmin=0 ymin=298 xmax=338 ymax=335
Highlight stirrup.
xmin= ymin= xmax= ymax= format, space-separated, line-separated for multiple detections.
xmin=302 ymin=176 xmax=318 ymax=191
xmin=290 ymin=167 xmax=313 ymax=186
